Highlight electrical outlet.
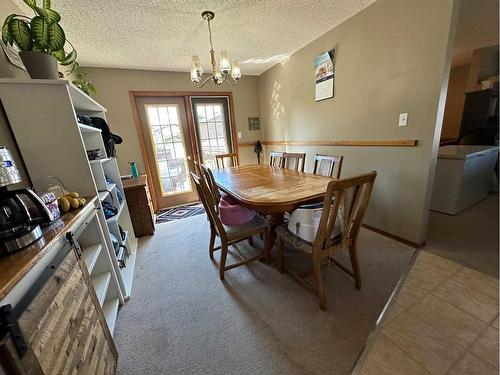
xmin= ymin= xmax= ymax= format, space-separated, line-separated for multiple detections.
xmin=398 ymin=113 xmax=408 ymax=127
xmin=237 ymin=132 xmax=242 ymax=139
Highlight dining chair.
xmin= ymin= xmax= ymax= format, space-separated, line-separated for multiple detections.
xmin=283 ymin=152 xmax=306 ymax=172
xmin=199 ymin=163 xmax=221 ymax=208
xmin=191 ymin=172 xmax=270 ymax=281
xmin=276 ymin=171 xmax=377 ymax=310
xmin=313 ymin=154 xmax=344 ymax=178
xmin=215 ymin=153 xmax=239 ymax=169
xmin=269 ymin=151 xmax=284 ymax=167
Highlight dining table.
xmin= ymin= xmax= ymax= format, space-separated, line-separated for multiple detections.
xmin=211 ymin=164 xmax=333 ymax=245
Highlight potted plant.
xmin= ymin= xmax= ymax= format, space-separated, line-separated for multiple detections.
xmin=1 ymin=0 xmax=77 ymax=79
xmin=72 ymin=63 xmax=97 ymax=97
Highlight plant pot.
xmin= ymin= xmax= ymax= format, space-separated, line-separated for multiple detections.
xmin=19 ymin=51 xmax=58 ymax=79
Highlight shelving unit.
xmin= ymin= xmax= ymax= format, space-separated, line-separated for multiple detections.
xmin=102 ymin=298 xmax=120 ymax=336
xmin=83 ymin=243 xmax=102 ymax=273
xmin=0 ymin=79 xmax=139 ymax=336
xmin=92 ymin=272 xmax=112 ymax=306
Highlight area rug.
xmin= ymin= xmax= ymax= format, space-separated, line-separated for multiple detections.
xmin=155 ymin=203 xmax=205 ymax=224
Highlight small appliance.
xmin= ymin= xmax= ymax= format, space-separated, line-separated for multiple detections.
xmin=288 ymin=202 xmax=342 ymax=244
xmin=0 ymin=146 xmax=54 ymax=255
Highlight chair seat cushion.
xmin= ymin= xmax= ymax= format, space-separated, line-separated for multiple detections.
xmin=223 ymin=214 xmax=268 ymax=240
xmin=219 ymin=195 xmax=256 ymax=226
xmin=275 ymin=224 xmax=341 ymax=254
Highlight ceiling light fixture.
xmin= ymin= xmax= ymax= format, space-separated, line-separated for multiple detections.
xmin=190 ymin=11 xmax=241 ymax=87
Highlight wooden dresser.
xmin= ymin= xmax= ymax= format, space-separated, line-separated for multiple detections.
xmin=121 ymin=176 xmax=155 ymax=237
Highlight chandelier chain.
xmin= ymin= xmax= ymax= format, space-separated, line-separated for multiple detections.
xmin=207 ymin=18 xmax=214 ymax=52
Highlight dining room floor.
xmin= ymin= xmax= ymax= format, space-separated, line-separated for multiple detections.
xmin=115 ymin=214 xmax=416 ymax=375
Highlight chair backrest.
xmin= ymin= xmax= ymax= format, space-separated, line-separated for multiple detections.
xmin=313 ymin=154 xmax=344 ymax=178
xmin=283 ymin=152 xmax=306 ymax=172
xmin=200 ymin=163 xmax=221 ymax=206
xmin=191 ymin=172 xmax=226 ymax=240
xmin=314 ymin=172 xmax=377 ymax=251
xmin=215 ymin=153 xmax=239 ymax=169
xmin=269 ymin=151 xmax=284 ymax=167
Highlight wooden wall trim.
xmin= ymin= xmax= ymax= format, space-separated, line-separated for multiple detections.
xmin=238 ymin=139 xmax=418 ymax=147
xmin=362 ymin=223 xmax=425 ymax=249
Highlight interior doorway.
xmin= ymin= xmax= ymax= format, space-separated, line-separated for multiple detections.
xmin=131 ymin=92 xmax=237 ymax=210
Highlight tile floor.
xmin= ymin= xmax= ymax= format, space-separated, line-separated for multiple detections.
xmin=358 ymin=251 xmax=499 ymax=375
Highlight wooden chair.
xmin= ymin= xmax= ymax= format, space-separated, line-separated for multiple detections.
xmin=276 ymin=171 xmax=377 ymax=310
xmin=283 ymin=152 xmax=306 ymax=172
xmin=269 ymin=151 xmax=284 ymax=167
xmin=215 ymin=153 xmax=239 ymax=169
xmin=313 ymin=154 xmax=344 ymax=178
xmin=199 ymin=163 xmax=221 ymax=208
xmin=191 ymin=172 xmax=270 ymax=281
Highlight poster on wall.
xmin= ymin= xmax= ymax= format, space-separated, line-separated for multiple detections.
xmin=314 ymin=49 xmax=335 ymax=102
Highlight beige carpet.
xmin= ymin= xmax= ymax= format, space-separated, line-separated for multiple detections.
xmin=115 ymin=215 xmax=415 ymax=375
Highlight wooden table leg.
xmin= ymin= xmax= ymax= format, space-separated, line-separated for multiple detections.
xmin=268 ymin=212 xmax=284 ymax=248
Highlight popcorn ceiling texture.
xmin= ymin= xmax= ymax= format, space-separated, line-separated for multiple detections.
xmin=13 ymin=0 xmax=375 ymax=75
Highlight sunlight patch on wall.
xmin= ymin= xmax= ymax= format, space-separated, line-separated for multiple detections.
xmin=242 ymin=54 xmax=289 ymax=65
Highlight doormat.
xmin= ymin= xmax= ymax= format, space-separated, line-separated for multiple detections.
xmin=156 ymin=203 xmax=205 ymax=224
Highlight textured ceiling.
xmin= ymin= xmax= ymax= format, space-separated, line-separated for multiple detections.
xmin=13 ymin=0 xmax=375 ymax=75
xmin=452 ymin=0 xmax=499 ymax=66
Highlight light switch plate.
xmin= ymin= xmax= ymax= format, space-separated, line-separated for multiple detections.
xmin=398 ymin=113 xmax=408 ymax=127
xmin=237 ymin=132 xmax=242 ymax=139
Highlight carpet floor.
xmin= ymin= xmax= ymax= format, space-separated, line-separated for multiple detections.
xmin=426 ymin=194 xmax=499 ymax=278
xmin=115 ymin=214 xmax=415 ymax=375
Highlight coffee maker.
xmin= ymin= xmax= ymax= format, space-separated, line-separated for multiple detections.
xmin=0 ymin=146 xmax=54 ymax=255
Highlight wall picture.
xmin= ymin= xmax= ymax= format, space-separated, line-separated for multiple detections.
xmin=248 ymin=117 xmax=260 ymax=131
xmin=314 ymin=49 xmax=335 ymax=101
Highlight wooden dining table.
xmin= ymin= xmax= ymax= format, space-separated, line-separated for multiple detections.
xmin=211 ymin=164 xmax=333 ymax=245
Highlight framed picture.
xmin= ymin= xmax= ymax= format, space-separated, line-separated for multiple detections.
xmin=248 ymin=117 xmax=260 ymax=131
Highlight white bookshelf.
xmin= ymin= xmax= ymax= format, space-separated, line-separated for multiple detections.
xmin=0 ymin=79 xmax=139 ymax=335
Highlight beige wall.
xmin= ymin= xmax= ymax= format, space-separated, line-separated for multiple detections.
xmin=258 ymin=0 xmax=459 ymax=244
xmin=82 ymin=68 xmax=261 ymax=174
xmin=0 ymin=1 xmax=30 ymax=188
xmin=441 ymin=64 xmax=470 ymax=139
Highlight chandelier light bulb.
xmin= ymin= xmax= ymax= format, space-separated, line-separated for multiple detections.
xmin=231 ymin=59 xmax=241 ymax=80
xmin=220 ymin=50 xmax=231 ymax=73
xmin=191 ymin=54 xmax=202 ymax=83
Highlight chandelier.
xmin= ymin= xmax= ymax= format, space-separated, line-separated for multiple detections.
xmin=190 ymin=11 xmax=241 ymax=87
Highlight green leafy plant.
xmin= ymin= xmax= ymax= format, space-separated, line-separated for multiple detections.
xmin=72 ymin=63 xmax=97 ymax=97
xmin=1 ymin=0 xmax=77 ymax=67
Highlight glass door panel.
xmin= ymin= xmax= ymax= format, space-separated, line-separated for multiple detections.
xmin=192 ymin=98 xmax=233 ymax=169
xmin=135 ymin=96 xmax=197 ymax=209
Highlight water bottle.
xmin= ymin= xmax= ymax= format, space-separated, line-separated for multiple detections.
xmin=129 ymin=162 xmax=139 ymax=178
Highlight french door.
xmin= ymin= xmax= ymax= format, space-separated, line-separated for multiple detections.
xmin=135 ymin=96 xmax=198 ymax=209
xmin=191 ymin=97 xmax=233 ymax=170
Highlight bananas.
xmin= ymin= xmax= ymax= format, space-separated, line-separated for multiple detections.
xmin=57 ymin=192 xmax=85 ymax=213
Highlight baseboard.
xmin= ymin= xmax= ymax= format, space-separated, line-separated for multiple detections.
xmin=361 ymin=224 xmax=425 ymax=249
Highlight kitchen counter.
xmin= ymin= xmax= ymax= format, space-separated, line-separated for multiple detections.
xmin=0 ymin=196 xmax=97 ymax=301
xmin=354 ymin=251 xmax=499 ymax=374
